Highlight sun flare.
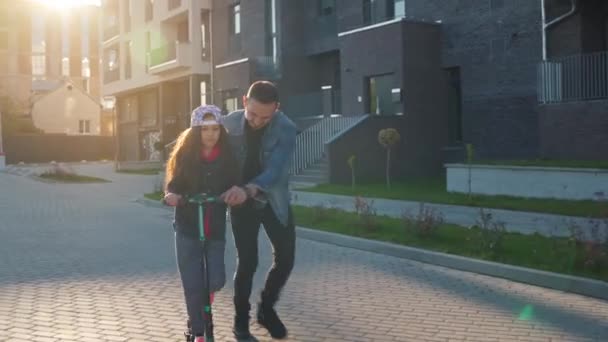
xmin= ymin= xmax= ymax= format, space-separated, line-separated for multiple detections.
xmin=32 ymin=0 xmax=101 ymax=10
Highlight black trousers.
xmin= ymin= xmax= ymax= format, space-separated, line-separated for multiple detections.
xmin=230 ymin=203 xmax=295 ymax=315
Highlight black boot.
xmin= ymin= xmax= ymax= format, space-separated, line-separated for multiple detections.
xmin=233 ymin=313 xmax=252 ymax=340
xmin=256 ymin=302 xmax=287 ymax=339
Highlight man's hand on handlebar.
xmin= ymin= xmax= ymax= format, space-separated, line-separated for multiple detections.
xmin=220 ymin=186 xmax=248 ymax=206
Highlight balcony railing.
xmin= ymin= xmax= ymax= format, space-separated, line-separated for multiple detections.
xmin=147 ymin=41 xmax=192 ymax=74
xmin=538 ymin=51 xmax=608 ymax=104
xmin=148 ymin=43 xmax=177 ymax=68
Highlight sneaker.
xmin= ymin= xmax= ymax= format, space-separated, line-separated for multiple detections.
xmin=193 ymin=336 xmax=205 ymax=342
xmin=232 ymin=314 xmax=252 ymax=340
xmin=257 ymin=304 xmax=287 ymax=339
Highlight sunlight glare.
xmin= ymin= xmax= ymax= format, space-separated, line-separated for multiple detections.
xmin=32 ymin=0 xmax=101 ymax=10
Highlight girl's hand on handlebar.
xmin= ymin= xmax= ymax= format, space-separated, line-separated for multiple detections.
xmin=163 ymin=192 xmax=182 ymax=207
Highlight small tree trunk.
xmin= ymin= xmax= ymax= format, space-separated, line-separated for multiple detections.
xmin=351 ymin=168 xmax=356 ymax=191
xmin=467 ymin=162 xmax=472 ymax=200
xmin=386 ymin=148 xmax=391 ymax=189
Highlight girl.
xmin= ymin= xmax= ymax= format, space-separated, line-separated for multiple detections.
xmin=164 ymin=105 xmax=241 ymax=342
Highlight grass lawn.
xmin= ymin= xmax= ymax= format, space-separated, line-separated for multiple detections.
xmin=145 ymin=192 xmax=164 ymax=201
xmin=39 ymin=173 xmax=109 ymax=183
xmin=143 ymin=191 xmax=607 ymax=282
xmin=301 ymin=179 xmax=608 ymax=218
xmin=116 ymin=168 xmax=162 ymax=175
xmin=291 ymin=205 xmax=608 ymax=282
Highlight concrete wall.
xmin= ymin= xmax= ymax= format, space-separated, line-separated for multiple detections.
xmin=446 ymin=163 xmax=608 ymax=201
xmin=4 ymin=134 xmax=114 ymax=164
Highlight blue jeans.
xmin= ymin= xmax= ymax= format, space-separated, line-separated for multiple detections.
xmin=175 ymin=231 xmax=226 ymax=336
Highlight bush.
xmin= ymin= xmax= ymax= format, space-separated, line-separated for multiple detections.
xmin=402 ymin=203 xmax=444 ymax=238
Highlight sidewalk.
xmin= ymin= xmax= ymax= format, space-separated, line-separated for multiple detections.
xmin=291 ymin=191 xmax=606 ymax=240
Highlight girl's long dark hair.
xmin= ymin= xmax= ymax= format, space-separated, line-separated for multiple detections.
xmin=164 ymin=125 xmax=235 ymax=193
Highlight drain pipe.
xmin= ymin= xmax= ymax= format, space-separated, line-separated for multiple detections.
xmin=542 ymin=0 xmax=579 ymax=60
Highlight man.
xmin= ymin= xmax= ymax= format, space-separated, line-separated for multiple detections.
xmin=222 ymin=81 xmax=297 ymax=340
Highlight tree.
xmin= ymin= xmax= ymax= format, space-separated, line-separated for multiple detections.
xmin=378 ymin=128 xmax=401 ymax=189
xmin=0 ymin=96 xmax=42 ymax=136
xmin=347 ymin=155 xmax=357 ymax=191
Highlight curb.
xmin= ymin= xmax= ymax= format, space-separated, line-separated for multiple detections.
xmin=137 ymin=197 xmax=608 ymax=301
xmin=297 ymin=227 xmax=608 ymax=301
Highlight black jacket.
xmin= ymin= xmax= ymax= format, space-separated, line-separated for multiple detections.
xmin=167 ymin=150 xmax=239 ymax=240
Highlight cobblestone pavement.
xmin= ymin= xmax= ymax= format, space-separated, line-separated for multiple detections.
xmin=0 ymin=165 xmax=607 ymax=341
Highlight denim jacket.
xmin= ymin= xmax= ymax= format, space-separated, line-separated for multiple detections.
xmin=223 ymin=110 xmax=296 ymax=226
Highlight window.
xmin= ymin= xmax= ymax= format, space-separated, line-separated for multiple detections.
xmin=145 ymin=0 xmax=153 ymax=22
xmin=394 ymin=0 xmax=405 ymax=18
xmin=200 ymin=81 xmax=207 ymax=105
xmin=79 ymin=120 xmax=91 ymax=134
xmin=200 ymin=10 xmax=210 ymax=59
xmin=265 ymin=0 xmax=278 ymax=62
xmin=318 ymin=0 xmax=335 ymax=16
xmin=107 ymin=49 xmax=118 ymax=71
xmin=31 ymin=54 xmax=46 ymax=79
xmin=81 ymin=58 xmax=90 ymax=78
xmin=362 ymin=0 xmax=375 ymax=25
xmin=62 ymin=57 xmax=70 ymax=77
xmin=125 ymin=41 xmax=132 ymax=79
xmin=81 ymin=13 xmax=90 ymax=58
xmin=231 ymin=3 xmax=241 ymax=35
xmin=83 ymin=78 xmax=90 ymax=93
xmin=224 ymin=97 xmax=239 ymax=113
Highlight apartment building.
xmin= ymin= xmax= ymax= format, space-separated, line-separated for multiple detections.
xmin=0 ymin=1 xmax=106 ymax=135
xmin=211 ymin=0 xmax=608 ymax=162
xmin=106 ymin=0 xmax=608 ymax=164
xmin=102 ymin=0 xmax=212 ymax=161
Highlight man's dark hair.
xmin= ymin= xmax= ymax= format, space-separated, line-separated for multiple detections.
xmin=246 ymin=81 xmax=279 ymax=104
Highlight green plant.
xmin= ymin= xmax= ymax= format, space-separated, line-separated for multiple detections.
xmin=354 ymin=196 xmax=379 ymax=232
xmin=568 ymin=215 xmax=608 ymax=273
xmin=474 ymin=208 xmax=506 ymax=257
xmin=378 ymin=128 xmax=401 ymax=189
xmin=465 ymin=143 xmax=475 ymax=200
xmin=347 ymin=155 xmax=357 ymax=190
xmin=311 ymin=204 xmax=331 ymax=224
xmin=402 ymin=203 xmax=444 ymax=238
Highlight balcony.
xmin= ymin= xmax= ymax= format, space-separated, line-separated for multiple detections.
xmin=104 ymin=68 xmax=120 ymax=84
xmin=251 ymin=56 xmax=281 ymax=80
xmin=147 ymin=41 xmax=192 ymax=74
xmin=103 ymin=24 xmax=119 ymax=42
xmin=538 ymin=51 xmax=608 ymax=104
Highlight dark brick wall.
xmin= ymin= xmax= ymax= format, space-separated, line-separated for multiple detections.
xmin=5 ymin=134 xmax=115 ymax=164
xmin=211 ymin=0 xmax=268 ymax=64
xmin=339 ymin=21 xmax=405 ymax=116
xmin=539 ymin=100 xmax=608 ymax=160
xmin=404 ymin=0 xmax=544 ymax=158
xmin=328 ymin=116 xmax=444 ymax=185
